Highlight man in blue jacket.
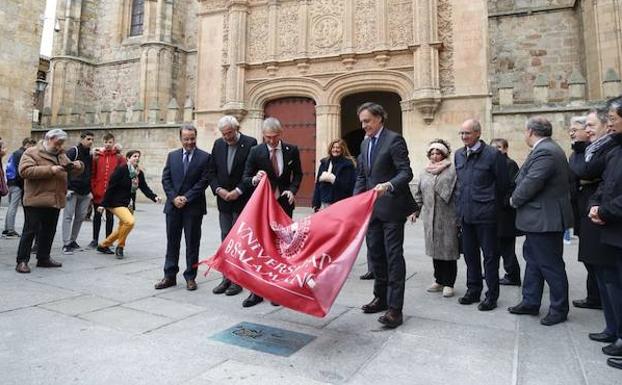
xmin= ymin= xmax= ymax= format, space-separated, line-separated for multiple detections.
xmin=454 ymin=119 xmax=510 ymax=311
xmin=155 ymin=124 xmax=210 ymax=291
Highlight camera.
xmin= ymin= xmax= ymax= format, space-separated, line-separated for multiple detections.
xmin=63 ymin=163 xmax=74 ymax=172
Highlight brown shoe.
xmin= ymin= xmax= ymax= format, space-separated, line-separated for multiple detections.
xmin=154 ymin=277 xmax=177 ymax=290
xmin=362 ymin=297 xmax=388 ymax=314
xmin=378 ymin=308 xmax=403 ymax=328
xmin=36 ymin=258 xmax=62 ymax=268
xmin=15 ymin=262 xmax=30 ymax=274
xmin=186 ymin=279 xmax=197 ymax=291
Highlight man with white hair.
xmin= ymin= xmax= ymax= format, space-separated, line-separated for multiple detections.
xmin=207 ymin=115 xmax=258 ymax=296
xmin=15 ymin=129 xmax=84 ymax=273
xmin=240 ymin=116 xmax=303 ymax=307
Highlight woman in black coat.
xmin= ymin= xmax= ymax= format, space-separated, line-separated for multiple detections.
xmin=96 ymin=150 xmax=161 ymax=258
xmin=311 ymin=139 xmax=356 ymax=211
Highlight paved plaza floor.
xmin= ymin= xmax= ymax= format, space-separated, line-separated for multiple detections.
xmin=0 ymin=202 xmax=620 ymax=385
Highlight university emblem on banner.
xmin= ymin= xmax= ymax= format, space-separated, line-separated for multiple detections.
xmin=270 ymin=217 xmax=311 ymax=259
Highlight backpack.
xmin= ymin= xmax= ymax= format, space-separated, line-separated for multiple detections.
xmin=5 ymin=152 xmax=17 ymax=181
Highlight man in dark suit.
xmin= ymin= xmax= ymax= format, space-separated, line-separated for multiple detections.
xmin=455 ymin=119 xmax=509 ymax=311
xmin=508 ymin=116 xmax=573 ymax=326
xmin=154 ymin=124 xmax=210 ymax=291
xmin=208 ymin=115 xmax=258 ymax=296
xmin=241 ymin=117 xmax=303 ymax=307
xmin=355 ymin=102 xmax=417 ymax=329
xmin=491 ymin=138 xmax=522 ymax=286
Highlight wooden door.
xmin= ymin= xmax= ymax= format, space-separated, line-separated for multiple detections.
xmin=264 ymin=97 xmax=316 ymax=207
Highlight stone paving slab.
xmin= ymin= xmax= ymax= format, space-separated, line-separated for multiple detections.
xmin=38 ymin=294 xmax=119 ymax=316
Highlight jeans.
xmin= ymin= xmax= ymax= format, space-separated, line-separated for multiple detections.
xmin=62 ymin=191 xmax=92 ymax=246
xmin=4 ymin=185 xmax=22 ymax=232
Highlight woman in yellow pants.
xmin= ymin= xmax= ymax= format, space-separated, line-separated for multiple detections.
xmin=97 ymin=150 xmax=161 ymax=258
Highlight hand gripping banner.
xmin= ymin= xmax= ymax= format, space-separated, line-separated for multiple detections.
xmin=201 ymin=177 xmax=377 ymax=317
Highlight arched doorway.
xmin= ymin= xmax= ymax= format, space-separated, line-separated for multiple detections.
xmin=340 ymin=92 xmax=402 ymax=157
xmin=264 ymin=97 xmax=316 ymax=207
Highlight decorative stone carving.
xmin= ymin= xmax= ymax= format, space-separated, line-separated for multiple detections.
xmin=247 ymin=7 xmax=269 ymax=63
xmin=278 ymin=2 xmax=300 ymax=58
xmin=312 ymin=16 xmax=343 ymax=49
xmin=309 ymin=0 xmax=344 ymax=55
xmin=389 ymin=0 xmax=412 ymax=48
xmin=354 ymin=0 xmax=377 ymax=52
xmin=437 ymin=0 xmax=455 ymax=95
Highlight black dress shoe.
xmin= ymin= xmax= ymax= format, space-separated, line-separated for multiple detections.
xmin=242 ymin=293 xmax=264 ymax=308
xmin=607 ymin=357 xmax=622 ymax=370
xmin=478 ymin=299 xmax=497 ymax=311
xmin=36 ymin=258 xmax=62 ymax=268
xmin=359 ymin=272 xmax=375 ymax=280
xmin=508 ymin=303 xmax=540 ymax=315
xmin=186 ymin=279 xmax=197 ymax=291
xmin=378 ymin=308 xmax=403 ymax=328
xmin=212 ymin=278 xmax=231 ymax=294
xmin=115 ymin=246 xmax=124 ymax=259
xmin=589 ymin=332 xmax=617 ymax=343
xmin=96 ymin=245 xmax=114 ymax=255
xmin=458 ymin=293 xmax=481 ymax=305
xmin=154 ymin=277 xmax=177 ymax=290
xmin=602 ymin=339 xmax=622 ymax=356
xmin=572 ymin=299 xmax=602 ymax=310
xmin=361 ymin=297 xmax=388 ymax=314
xmin=540 ymin=312 xmax=567 ymax=326
xmin=499 ymin=277 xmax=521 ymax=286
xmin=225 ymin=283 xmax=242 ymax=296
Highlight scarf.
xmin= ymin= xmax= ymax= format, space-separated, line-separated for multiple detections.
xmin=128 ymin=164 xmax=139 ymax=194
xmin=425 ymin=159 xmax=451 ymax=175
xmin=585 ymin=134 xmax=614 ymax=162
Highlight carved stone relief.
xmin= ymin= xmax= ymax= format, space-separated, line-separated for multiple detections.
xmin=247 ymin=6 xmax=269 ymax=63
xmin=278 ymin=2 xmax=300 ymax=58
xmin=204 ymin=0 xmax=226 ymax=11
xmin=354 ymin=0 xmax=377 ymax=51
xmin=309 ymin=0 xmax=344 ymax=55
xmin=438 ymin=0 xmax=455 ymax=94
xmin=389 ymin=0 xmax=413 ymax=48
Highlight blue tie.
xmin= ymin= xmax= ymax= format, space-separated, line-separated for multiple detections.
xmin=368 ymin=136 xmax=377 ymax=169
xmin=183 ymin=152 xmax=190 ymax=175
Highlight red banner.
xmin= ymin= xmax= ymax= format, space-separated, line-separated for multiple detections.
xmin=201 ymin=177 xmax=376 ymax=317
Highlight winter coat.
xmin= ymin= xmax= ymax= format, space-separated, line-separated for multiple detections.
xmin=66 ymin=143 xmax=93 ymax=195
xmin=413 ymin=163 xmax=460 ymax=261
xmin=19 ymin=142 xmax=84 ymax=209
xmin=91 ymin=148 xmax=125 ymax=204
xmin=312 ymin=156 xmax=356 ymax=209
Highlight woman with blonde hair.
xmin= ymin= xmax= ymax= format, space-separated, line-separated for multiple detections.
xmin=97 ymin=150 xmax=161 ymax=258
xmin=412 ymin=139 xmax=460 ymax=297
xmin=311 ymin=138 xmax=356 ymax=211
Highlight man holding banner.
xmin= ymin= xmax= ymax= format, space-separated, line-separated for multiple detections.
xmin=240 ymin=117 xmax=303 ymax=307
xmin=354 ymin=102 xmax=417 ymax=328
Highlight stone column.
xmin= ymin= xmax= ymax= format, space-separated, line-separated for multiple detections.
xmin=411 ymin=0 xmax=442 ymax=124
xmin=568 ymin=70 xmax=586 ymax=100
xmin=245 ymin=108 xmax=265 ymax=141
xmin=60 ymin=0 xmax=84 ymax=56
xmin=315 ymin=104 xmax=341 ymax=168
xmin=603 ymin=68 xmax=622 ymax=98
xmin=167 ymin=98 xmax=180 ymax=123
xmin=298 ymin=0 xmax=310 ymax=56
xmin=183 ymin=97 xmax=194 ymax=123
xmin=223 ymin=0 xmax=249 ymax=117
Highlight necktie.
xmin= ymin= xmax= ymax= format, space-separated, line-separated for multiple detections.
xmin=226 ymin=145 xmax=236 ymax=175
xmin=271 ymin=148 xmax=280 ymax=176
xmin=183 ymin=151 xmax=190 ymax=175
xmin=466 ymin=148 xmax=473 ymax=158
xmin=368 ymin=136 xmax=377 ymax=169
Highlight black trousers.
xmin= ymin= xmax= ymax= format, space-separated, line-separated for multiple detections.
xmin=521 ymin=232 xmax=569 ymax=316
xmin=461 ymin=222 xmax=500 ymax=301
xmin=163 ymin=210 xmax=203 ymax=281
xmin=17 ymin=207 xmax=60 ymax=264
xmin=367 ymin=218 xmax=406 ymax=310
xmin=92 ymin=202 xmax=114 ymax=242
xmin=594 ymin=264 xmax=621 ymax=338
xmin=433 ymin=259 xmax=457 ymax=287
xmin=583 ymin=262 xmax=602 ymax=304
xmin=499 ymin=236 xmax=521 ymax=282
xmin=218 ymin=210 xmax=240 ymax=241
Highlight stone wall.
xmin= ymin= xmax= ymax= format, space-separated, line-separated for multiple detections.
xmin=0 ymin=0 xmax=46 ymax=153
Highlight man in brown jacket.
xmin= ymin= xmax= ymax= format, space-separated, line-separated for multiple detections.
xmin=15 ymin=129 xmax=84 ymax=273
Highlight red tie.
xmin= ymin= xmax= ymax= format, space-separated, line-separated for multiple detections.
xmin=271 ymin=148 xmax=279 ymax=176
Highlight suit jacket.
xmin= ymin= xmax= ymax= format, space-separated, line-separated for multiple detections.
xmin=101 ymin=165 xmax=157 ymax=208
xmin=161 ymin=148 xmax=210 ymax=215
xmin=497 ymin=154 xmax=520 ymax=237
xmin=207 ymin=133 xmax=258 ymax=213
xmin=242 ymin=141 xmax=303 ymax=214
xmin=353 ymin=128 xmax=417 ymax=222
xmin=511 ymin=138 xmax=573 ymax=233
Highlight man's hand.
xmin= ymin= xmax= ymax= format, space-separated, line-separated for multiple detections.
xmin=589 ymin=206 xmax=605 ymax=225
xmin=374 ymin=182 xmax=391 ymax=197
xmin=51 ymin=165 xmax=64 ymax=175
xmin=409 ymin=213 xmax=418 ymax=223
xmin=216 ymin=188 xmax=230 ymax=201
xmin=281 ymin=190 xmax=295 ymax=205
xmin=155 ymin=196 xmax=163 ymax=204
xmin=226 ymin=189 xmax=241 ymax=201
xmin=173 ymin=196 xmax=186 ymax=208
xmin=97 ymin=206 xmax=105 ymax=214
xmin=252 ymin=170 xmax=267 ymax=185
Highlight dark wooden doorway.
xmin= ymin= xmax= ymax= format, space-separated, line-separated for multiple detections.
xmin=264 ymin=97 xmax=316 ymax=207
xmin=340 ymin=92 xmax=402 ymax=157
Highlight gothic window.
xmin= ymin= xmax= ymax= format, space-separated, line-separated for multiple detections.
xmin=130 ymin=0 xmax=144 ymax=36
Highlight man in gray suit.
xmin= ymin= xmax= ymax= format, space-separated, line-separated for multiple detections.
xmin=508 ymin=116 xmax=574 ymax=326
xmin=354 ymin=102 xmax=418 ymax=328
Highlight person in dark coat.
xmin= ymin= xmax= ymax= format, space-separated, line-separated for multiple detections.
xmin=454 ymin=119 xmax=510 ymax=311
xmin=207 ymin=115 xmax=257 ymax=296
xmin=3 ymin=137 xmax=37 ymax=237
xmin=312 ymin=138 xmax=356 ymax=211
xmin=491 ymin=138 xmax=521 ymax=286
xmin=96 ymin=150 xmax=161 ymax=258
